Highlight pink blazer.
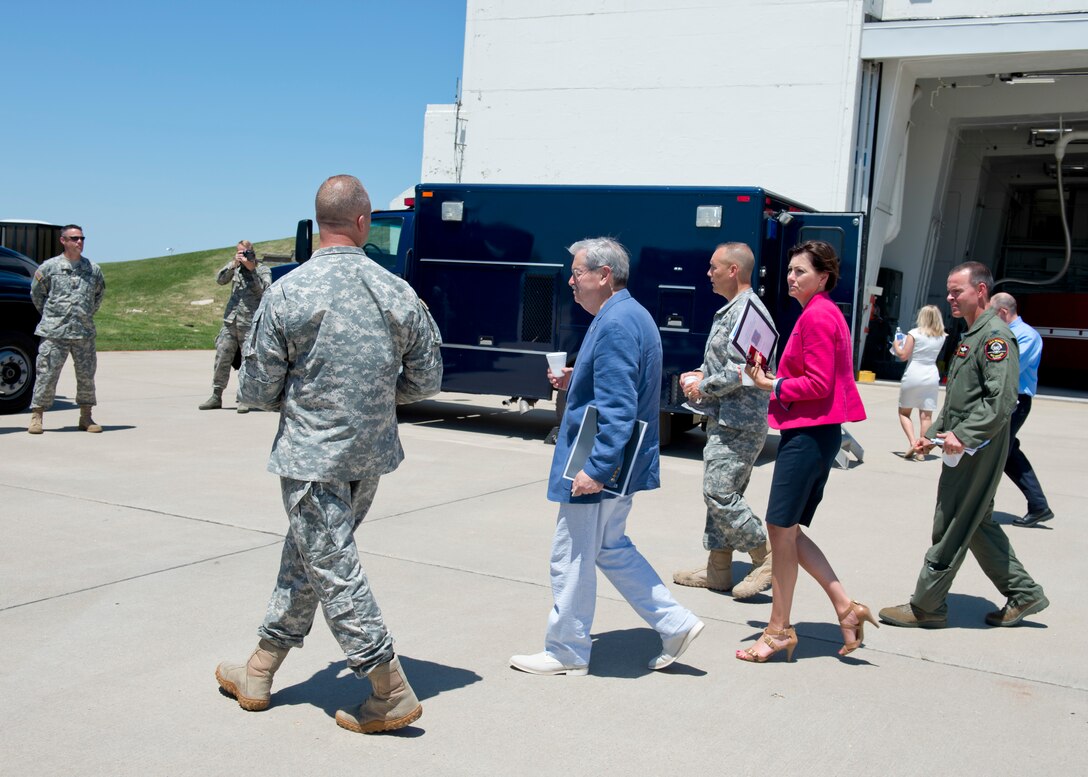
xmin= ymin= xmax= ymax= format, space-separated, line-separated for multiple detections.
xmin=769 ymin=292 xmax=866 ymax=430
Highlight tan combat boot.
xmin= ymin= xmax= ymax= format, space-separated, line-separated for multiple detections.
xmin=78 ymin=406 xmax=102 ymax=433
xmin=733 ymin=541 xmax=772 ymax=600
xmin=28 ymin=408 xmax=44 ymax=435
xmin=672 ymin=548 xmax=734 ymax=592
xmin=198 ymin=391 xmax=223 ymax=410
xmin=215 ymin=639 xmax=291 ymax=711
xmin=335 ymin=656 xmax=423 ymax=734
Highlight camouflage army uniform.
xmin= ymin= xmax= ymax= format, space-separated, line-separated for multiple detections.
xmin=210 ymin=259 xmax=272 ymax=394
xmin=697 ymin=289 xmax=776 ymax=553
xmin=30 ymin=255 xmax=106 ymax=408
xmin=239 ymin=246 xmax=442 ymax=676
xmin=910 ymin=307 xmax=1045 ymax=616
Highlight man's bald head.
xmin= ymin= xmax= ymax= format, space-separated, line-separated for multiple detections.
xmin=990 ymin=291 xmax=1019 ymax=324
xmin=990 ymin=292 xmax=1017 ymax=316
xmin=719 ymin=242 xmax=755 ymax=283
xmin=315 ymin=175 xmax=372 ymax=239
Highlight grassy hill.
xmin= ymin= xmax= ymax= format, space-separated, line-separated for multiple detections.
xmin=96 ymin=238 xmax=296 ymax=350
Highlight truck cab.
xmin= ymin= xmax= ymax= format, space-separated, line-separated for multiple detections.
xmin=362 ymin=207 xmax=415 ymax=278
xmin=273 ymin=207 xmax=415 ymax=282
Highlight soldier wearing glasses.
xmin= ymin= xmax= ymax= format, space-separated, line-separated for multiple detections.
xmin=28 ymin=225 xmax=106 ymax=434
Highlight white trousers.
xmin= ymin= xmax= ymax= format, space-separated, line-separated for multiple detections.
xmin=544 ymin=496 xmax=698 ymax=666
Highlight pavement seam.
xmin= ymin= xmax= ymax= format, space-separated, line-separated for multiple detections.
xmin=0 ymin=540 xmax=282 ymax=612
xmin=0 ymin=482 xmax=286 ymax=537
xmin=362 ymin=478 xmax=548 ymax=524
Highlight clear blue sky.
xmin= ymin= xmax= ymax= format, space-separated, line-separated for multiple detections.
xmin=1 ymin=1 xmax=466 ymax=263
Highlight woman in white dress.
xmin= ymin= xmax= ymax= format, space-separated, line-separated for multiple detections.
xmin=893 ymin=305 xmax=946 ymax=460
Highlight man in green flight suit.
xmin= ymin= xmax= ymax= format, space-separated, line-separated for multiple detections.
xmin=879 ymin=262 xmax=1048 ymax=629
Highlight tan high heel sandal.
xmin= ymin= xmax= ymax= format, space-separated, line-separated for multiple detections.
xmin=838 ymin=601 xmax=879 ymax=656
xmin=735 ymin=626 xmax=798 ymax=663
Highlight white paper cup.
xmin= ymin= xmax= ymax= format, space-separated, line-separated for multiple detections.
xmin=546 ymin=351 xmax=567 ymax=375
xmin=942 ymin=451 xmax=963 ymax=468
xmin=740 ymin=369 xmax=755 ymax=386
xmin=681 ymin=375 xmax=699 ymax=387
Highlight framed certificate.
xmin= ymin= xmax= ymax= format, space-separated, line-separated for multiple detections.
xmin=731 ymin=298 xmax=778 ymax=367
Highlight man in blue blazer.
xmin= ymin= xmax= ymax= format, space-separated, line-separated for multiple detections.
xmin=510 ymin=238 xmax=704 ymax=675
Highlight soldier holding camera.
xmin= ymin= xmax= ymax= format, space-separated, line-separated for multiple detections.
xmin=199 ymin=240 xmax=271 ymax=411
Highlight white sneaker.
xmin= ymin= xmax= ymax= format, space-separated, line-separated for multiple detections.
xmin=649 ymin=620 xmax=705 ymax=670
xmin=509 ymin=652 xmax=588 ymax=676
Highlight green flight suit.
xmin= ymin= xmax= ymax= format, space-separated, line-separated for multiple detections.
xmin=910 ymin=307 xmax=1045 ymax=616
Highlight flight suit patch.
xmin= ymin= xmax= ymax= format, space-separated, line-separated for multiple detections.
xmin=984 ymin=338 xmax=1009 ymax=362
xmin=956 ymin=343 xmax=970 ymax=358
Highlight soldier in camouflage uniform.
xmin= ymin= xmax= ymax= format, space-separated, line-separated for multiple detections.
xmin=673 ymin=244 xmax=776 ymax=599
xmin=215 ymin=176 xmax=443 ymax=733
xmin=198 ymin=240 xmax=272 ymax=412
xmin=28 ymin=225 xmax=106 ymax=434
xmin=880 ymin=262 xmax=1048 ymax=629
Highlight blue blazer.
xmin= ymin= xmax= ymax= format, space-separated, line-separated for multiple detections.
xmin=547 ymin=289 xmax=662 ymax=503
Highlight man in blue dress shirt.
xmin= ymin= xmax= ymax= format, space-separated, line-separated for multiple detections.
xmin=510 ymin=238 xmax=703 ymax=675
xmin=991 ymin=293 xmax=1054 ymax=526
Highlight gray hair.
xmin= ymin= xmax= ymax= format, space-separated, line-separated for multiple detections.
xmin=568 ymin=237 xmax=630 ymax=288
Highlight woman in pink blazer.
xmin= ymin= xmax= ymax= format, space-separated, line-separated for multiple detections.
xmin=737 ymin=240 xmax=873 ymax=663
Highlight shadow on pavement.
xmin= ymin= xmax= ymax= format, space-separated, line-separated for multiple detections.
xmin=991 ymin=510 xmax=1055 ymax=530
xmin=737 ymin=619 xmax=878 ymax=664
xmin=946 ymin=592 xmax=1049 ymax=630
xmin=272 ymin=655 xmax=483 ymax=721
xmin=398 ymin=398 xmax=557 ymax=443
xmin=586 ymin=627 xmax=707 ymax=678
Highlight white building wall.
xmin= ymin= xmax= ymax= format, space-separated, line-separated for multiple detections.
xmin=422 ymin=2 xmax=1088 ymax=357
xmin=424 ymin=0 xmax=867 ymax=212
xmin=420 ymin=103 xmax=459 ymax=183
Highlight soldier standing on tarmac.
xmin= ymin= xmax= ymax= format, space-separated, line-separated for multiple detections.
xmin=198 ymin=240 xmax=271 ymax=412
xmin=673 ymin=243 xmax=776 ymax=599
xmin=27 ymin=224 xmax=106 ymax=434
xmin=215 ymin=175 xmax=443 ymax=733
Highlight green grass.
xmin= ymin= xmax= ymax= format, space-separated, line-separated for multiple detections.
xmin=96 ymin=237 xmax=298 ymax=350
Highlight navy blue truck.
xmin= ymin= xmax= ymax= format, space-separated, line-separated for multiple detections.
xmin=289 ymin=183 xmax=864 ymax=439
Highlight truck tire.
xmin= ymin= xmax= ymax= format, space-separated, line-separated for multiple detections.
xmin=0 ymin=331 xmax=38 ymax=414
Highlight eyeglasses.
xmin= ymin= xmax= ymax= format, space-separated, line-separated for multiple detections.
xmin=571 ymin=266 xmax=600 ymax=279
xmin=63 ymin=235 xmax=86 ymax=242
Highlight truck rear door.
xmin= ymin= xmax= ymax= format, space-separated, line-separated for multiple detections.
xmin=766 ymin=212 xmax=865 ymax=359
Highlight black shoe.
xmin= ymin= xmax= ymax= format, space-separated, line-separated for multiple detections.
xmin=1013 ymin=508 xmax=1054 ymax=527
xmin=985 ymin=595 xmax=1050 ymax=627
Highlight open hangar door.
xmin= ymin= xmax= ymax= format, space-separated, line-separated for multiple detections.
xmin=872 ymin=68 xmax=1088 ymax=390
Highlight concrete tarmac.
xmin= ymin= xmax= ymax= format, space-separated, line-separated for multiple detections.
xmin=1 ymin=351 xmax=1084 ymax=776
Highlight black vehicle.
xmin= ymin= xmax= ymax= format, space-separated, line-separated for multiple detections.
xmin=0 ymin=246 xmax=41 ymax=414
